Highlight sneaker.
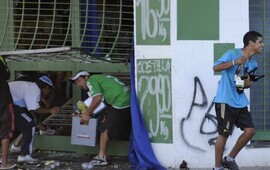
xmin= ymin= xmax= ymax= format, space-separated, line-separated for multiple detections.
xmin=89 ymin=155 xmax=108 ymax=166
xmin=222 ymin=156 xmax=239 ymax=170
xmin=81 ymin=162 xmax=94 ymax=169
xmin=17 ymin=155 xmax=38 ymax=164
xmin=10 ymin=144 xmax=21 ymax=153
xmin=39 ymin=127 xmax=56 ymax=135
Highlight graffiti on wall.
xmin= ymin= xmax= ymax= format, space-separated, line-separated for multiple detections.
xmin=136 ymin=0 xmax=170 ymax=45
xmin=180 ymin=76 xmax=218 ymax=152
xmin=137 ymin=58 xmax=172 ymax=143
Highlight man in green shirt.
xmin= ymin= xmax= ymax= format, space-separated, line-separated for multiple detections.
xmin=70 ymin=70 xmax=131 ymax=167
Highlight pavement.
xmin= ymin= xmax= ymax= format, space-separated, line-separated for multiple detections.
xmin=1 ymin=149 xmax=130 ymax=170
xmin=2 ymin=149 xmax=270 ymax=169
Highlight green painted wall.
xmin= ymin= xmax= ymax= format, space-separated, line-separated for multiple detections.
xmin=213 ymin=43 xmax=235 ymax=75
xmin=136 ymin=0 xmax=170 ymax=45
xmin=177 ymin=0 xmax=219 ymax=40
xmin=0 ymin=1 xmax=14 ymax=51
xmin=137 ymin=59 xmax=173 ymax=143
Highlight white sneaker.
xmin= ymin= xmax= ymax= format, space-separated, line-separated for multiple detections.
xmin=81 ymin=162 xmax=94 ymax=169
xmin=10 ymin=144 xmax=21 ymax=153
xmin=39 ymin=127 xmax=56 ymax=135
xmin=17 ymin=155 xmax=38 ymax=164
xmin=89 ymin=155 xmax=108 ymax=166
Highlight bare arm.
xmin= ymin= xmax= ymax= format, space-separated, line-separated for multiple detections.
xmin=213 ymin=61 xmax=235 ymax=72
xmin=213 ymin=56 xmax=247 ymax=72
xmin=80 ymin=95 xmax=102 ymax=124
xmin=83 ymin=95 xmax=102 ymax=116
xmin=34 ymin=106 xmax=61 ymax=114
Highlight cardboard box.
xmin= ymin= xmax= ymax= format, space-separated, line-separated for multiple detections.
xmin=71 ymin=116 xmax=98 ymax=146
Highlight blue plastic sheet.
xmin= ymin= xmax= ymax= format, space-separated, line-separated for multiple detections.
xmin=128 ymin=53 xmax=166 ymax=170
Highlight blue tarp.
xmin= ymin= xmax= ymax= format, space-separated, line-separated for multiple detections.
xmin=129 ymin=53 xmax=166 ymax=170
xmin=81 ymin=0 xmax=101 ymax=56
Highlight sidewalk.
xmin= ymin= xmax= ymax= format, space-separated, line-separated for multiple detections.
xmin=3 ymin=150 xmax=130 ymax=170
xmin=192 ymin=168 xmax=269 ymax=170
xmin=2 ymin=149 xmax=270 ymax=169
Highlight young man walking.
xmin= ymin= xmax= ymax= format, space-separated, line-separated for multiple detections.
xmin=213 ymin=31 xmax=264 ymax=170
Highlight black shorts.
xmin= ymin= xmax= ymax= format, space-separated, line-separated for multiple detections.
xmin=13 ymin=105 xmax=36 ymax=131
xmin=98 ymin=106 xmax=131 ymax=140
xmin=0 ymin=104 xmax=14 ymax=140
xmin=215 ymin=103 xmax=254 ymax=137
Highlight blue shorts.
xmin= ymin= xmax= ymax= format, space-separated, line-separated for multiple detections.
xmin=215 ymin=103 xmax=254 ymax=137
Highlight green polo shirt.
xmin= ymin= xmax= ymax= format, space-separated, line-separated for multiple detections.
xmin=86 ymin=75 xmax=130 ymax=109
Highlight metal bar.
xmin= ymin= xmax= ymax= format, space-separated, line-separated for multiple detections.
xmin=0 ymin=1 xmax=10 ymax=48
xmin=62 ymin=1 xmax=72 ymax=47
xmin=42 ymin=99 xmax=73 ymax=126
xmin=0 ymin=47 xmax=71 ymax=56
xmin=71 ymin=0 xmax=81 ymax=48
xmin=29 ymin=0 xmax=41 ymax=49
xmin=13 ymin=0 xmax=25 ymax=50
xmin=107 ymin=0 xmax=122 ymax=58
xmin=1 ymin=0 xmax=133 ymax=62
xmin=80 ymin=0 xmax=89 ymax=46
xmin=45 ymin=0 xmax=57 ymax=48
xmin=91 ymin=0 xmax=106 ymax=56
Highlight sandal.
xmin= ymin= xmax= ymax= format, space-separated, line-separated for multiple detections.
xmin=0 ymin=163 xmax=16 ymax=169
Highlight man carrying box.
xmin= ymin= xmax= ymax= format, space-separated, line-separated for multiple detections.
xmin=69 ymin=70 xmax=131 ymax=167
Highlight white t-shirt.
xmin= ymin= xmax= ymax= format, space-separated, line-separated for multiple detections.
xmin=9 ymin=81 xmax=41 ymax=111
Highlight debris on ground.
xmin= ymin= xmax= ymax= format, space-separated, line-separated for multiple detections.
xmin=1 ymin=148 xmax=130 ymax=170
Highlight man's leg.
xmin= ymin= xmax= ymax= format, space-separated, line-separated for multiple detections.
xmin=215 ymin=135 xmax=227 ymax=167
xmin=0 ymin=105 xmax=15 ymax=168
xmin=1 ymin=138 xmax=9 ymax=166
xmin=81 ymin=129 xmax=110 ymax=168
xmin=14 ymin=108 xmax=36 ymax=156
xmin=13 ymin=133 xmax=23 ymax=147
xmin=228 ymin=127 xmax=255 ymax=158
xmin=98 ymin=129 xmax=110 ymax=158
xmin=19 ymin=127 xmax=35 ymax=156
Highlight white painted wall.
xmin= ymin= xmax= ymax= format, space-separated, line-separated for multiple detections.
xmin=135 ymin=0 xmax=270 ymax=169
